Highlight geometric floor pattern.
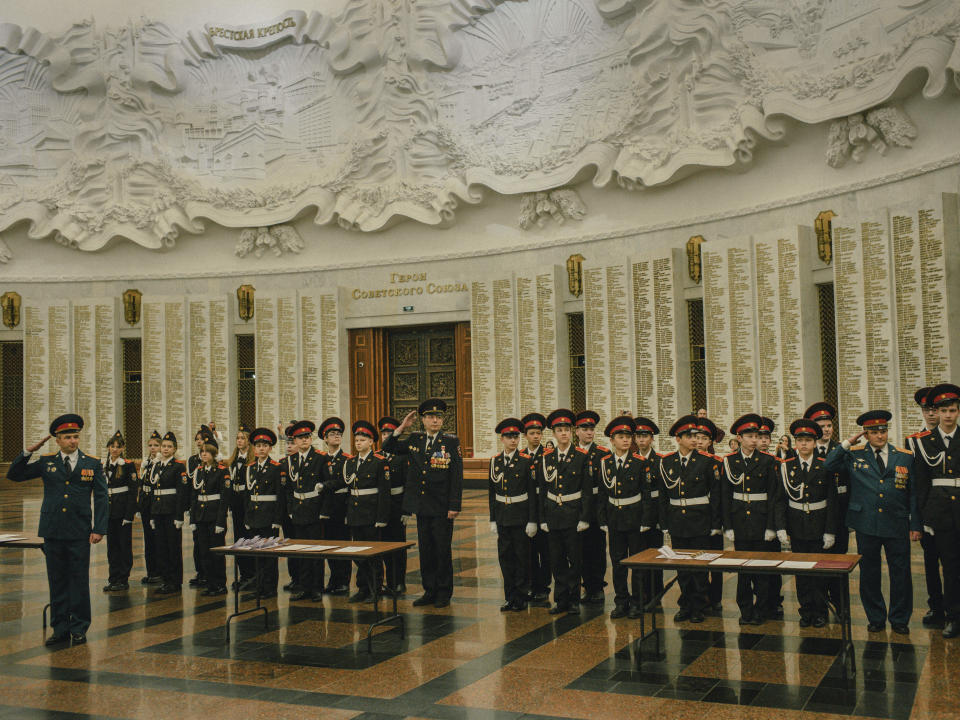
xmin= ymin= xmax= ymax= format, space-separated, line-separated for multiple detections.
xmin=1 ymin=484 xmax=957 ymax=719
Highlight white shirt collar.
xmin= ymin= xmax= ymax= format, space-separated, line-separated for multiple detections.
xmin=872 ymin=444 xmax=889 ymax=461
xmin=741 ymin=450 xmax=754 ymax=459
xmin=358 ymin=451 xmax=371 ymax=462
xmin=940 ymin=427 xmax=955 ymax=442
xmin=614 ymin=450 xmax=630 ymax=461
xmin=503 ymin=449 xmax=515 ymax=461
xmin=61 ymin=449 xmax=79 ymax=465
xmin=678 ymin=449 xmax=693 ymax=461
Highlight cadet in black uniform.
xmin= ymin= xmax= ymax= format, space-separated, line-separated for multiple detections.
xmin=757 ymin=416 xmax=785 ymax=620
xmin=912 ymin=383 xmax=960 ymax=638
xmin=907 ymin=387 xmax=946 ymax=629
xmin=536 ymin=409 xmax=594 ymax=616
xmin=658 ymin=415 xmax=722 ymax=623
xmin=149 ymin=432 xmax=188 ymax=595
xmin=279 ymin=422 xmax=299 ymax=592
xmin=320 ymin=417 xmax=352 ymax=595
xmin=191 ymin=443 xmax=229 ymax=596
xmin=103 ymin=431 xmax=138 ymax=591
xmin=138 ymin=430 xmax=163 ymax=585
xmin=522 ymin=412 xmax=551 ymax=605
xmin=338 ymin=420 xmax=390 ymax=602
xmin=597 ymin=416 xmax=657 ymax=619
xmin=489 ymin=418 xmax=538 ymax=612
xmin=378 ymin=416 xmax=408 ymax=595
xmin=7 ymin=414 xmax=108 ymax=646
xmin=633 ymin=416 xmax=664 ymax=604
xmin=722 ymin=414 xmax=783 ymax=625
xmin=226 ymin=426 xmax=254 ymax=590
xmin=694 ymin=417 xmax=725 ymax=613
xmin=575 ymin=410 xmax=608 ymax=605
xmin=285 ymin=420 xmax=327 ymax=601
xmin=775 ymin=419 xmax=837 ymax=627
xmin=244 ymin=428 xmax=285 ymax=597
xmin=185 ymin=427 xmax=211 ymax=589
xmin=384 ymin=398 xmax=464 ymax=609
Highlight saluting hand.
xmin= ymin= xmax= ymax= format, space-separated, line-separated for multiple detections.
xmin=398 ymin=410 xmax=418 ymax=434
xmin=847 ymin=430 xmax=865 ymax=445
xmin=27 ymin=435 xmax=51 ymax=453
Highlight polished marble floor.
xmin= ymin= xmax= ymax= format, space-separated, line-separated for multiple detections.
xmin=0 ymin=482 xmax=957 ymax=720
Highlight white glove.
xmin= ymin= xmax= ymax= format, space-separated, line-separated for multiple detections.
xmin=576 ymin=521 xmax=589 ymax=532
xmin=663 ymin=530 xmax=670 ymax=543
xmin=822 ymin=533 xmax=835 ymax=550
xmin=214 ymin=526 xmax=224 ymax=534
xmin=244 ymin=524 xmax=251 ymax=530
xmin=724 ymin=529 xmax=735 ymax=542
xmin=777 ymin=529 xmax=789 ymax=544
xmin=540 ymin=523 xmax=548 ymax=532
xmin=763 ymin=529 xmax=775 ymax=541
xmin=600 ymin=525 xmax=609 ymax=533
xmin=710 ymin=528 xmax=721 ymax=537
xmin=640 ymin=526 xmax=650 ymax=532
xmin=924 ymin=526 xmax=934 ymax=536
xmin=187 ymin=523 xmax=197 ymax=531
xmin=375 ymin=522 xmax=387 ymax=528
xmin=489 ymin=522 xmax=498 ymax=535
xmin=150 ymin=519 xmax=156 ymax=529
xmin=401 ymin=514 xmax=411 ymax=526
xmin=121 ymin=520 xmax=133 ymax=526
xmin=271 ymin=524 xmax=280 ymax=530
xmin=525 ymin=522 xmax=537 ymax=538
xmin=174 ymin=520 xmax=183 ymax=529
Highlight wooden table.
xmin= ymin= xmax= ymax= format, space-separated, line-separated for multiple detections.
xmin=213 ymin=539 xmax=414 ymax=651
xmin=0 ymin=535 xmax=51 ymax=632
xmin=622 ymin=547 xmax=861 ymax=676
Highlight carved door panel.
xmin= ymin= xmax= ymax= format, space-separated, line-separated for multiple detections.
xmin=389 ymin=326 xmax=457 ymax=435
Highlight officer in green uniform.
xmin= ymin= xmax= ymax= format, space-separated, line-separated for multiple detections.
xmin=7 ymin=414 xmax=108 ymax=646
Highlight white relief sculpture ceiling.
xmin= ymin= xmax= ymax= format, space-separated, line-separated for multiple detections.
xmin=0 ymin=0 xmax=957 ymax=258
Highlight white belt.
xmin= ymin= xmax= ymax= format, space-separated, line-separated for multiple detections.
xmin=293 ymin=490 xmax=320 ymax=500
xmin=495 ymin=492 xmax=528 ymax=504
xmin=649 ymin=490 xmax=660 ymax=498
xmin=669 ymin=496 xmax=709 ymax=506
xmin=335 ymin=488 xmax=347 ymax=494
xmin=608 ymin=493 xmax=642 ymax=507
xmin=547 ymin=491 xmax=582 ymax=504
xmin=789 ymin=499 xmax=827 ymax=512
xmin=350 ymin=487 xmax=378 ymax=496
xmin=108 ymin=486 xmax=129 ymax=496
xmin=390 ymin=486 xmax=404 ymax=495
xmin=732 ymin=492 xmax=768 ymax=502
xmin=197 ymin=493 xmax=220 ymax=502
xmin=249 ymin=494 xmax=277 ymax=502
xmin=593 ymin=487 xmax=599 ymax=494
xmin=155 ymin=488 xmax=177 ymax=496
xmin=932 ymin=478 xmax=960 ymax=488
xmin=837 ymin=486 xmax=848 ymax=495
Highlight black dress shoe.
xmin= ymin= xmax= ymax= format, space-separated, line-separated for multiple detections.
xmin=310 ymin=592 xmax=324 ymax=602
xmin=892 ymin=624 xmax=909 ymax=635
xmin=349 ymin=591 xmax=371 ymax=603
xmin=581 ymin=591 xmax=604 ymax=605
xmin=433 ymin=597 xmax=451 ymax=609
xmin=155 ymin=585 xmax=180 ymax=595
xmin=798 ymin=615 xmax=812 ymax=628
xmin=628 ymin=605 xmax=643 ymax=619
xmin=548 ymin=603 xmax=567 ymax=615
xmin=511 ymin=600 xmax=527 ymax=612
xmin=748 ymin=614 xmax=763 ymax=626
xmin=566 ymin=603 xmax=580 ymax=615
xmin=923 ymin=610 xmax=946 ymax=628
xmin=202 ymin=587 xmax=227 ymax=596
xmin=943 ymin=620 xmax=960 ymax=639
xmin=689 ymin=611 xmax=705 ymax=623
xmin=867 ymin=622 xmax=885 ymax=633
xmin=70 ymin=634 xmax=86 ymax=645
xmin=610 ymin=605 xmax=628 ymax=619
xmin=188 ymin=576 xmax=203 ymax=587
xmin=142 ymin=575 xmax=163 ymax=585
xmin=282 ymin=581 xmax=298 ymax=592
xmin=412 ymin=594 xmax=436 ymax=607
xmin=290 ymin=591 xmax=309 ymax=601
xmin=45 ymin=633 xmax=70 ymax=647
xmin=326 ymin=584 xmax=349 ymax=595
xmin=500 ymin=602 xmax=513 ymax=612
xmin=813 ymin=616 xmax=827 ymax=628
xmin=102 ymin=582 xmax=127 ymax=592
xmin=674 ymin=608 xmax=692 ymax=622
xmin=531 ymin=592 xmax=550 ymax=603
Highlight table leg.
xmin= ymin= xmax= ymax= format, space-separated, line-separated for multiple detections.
xmin=43 ymin=603 xmax=50 ymax=633
xmin=224 ymin=554 xmax=269 ymax=643
xmin=844 ymin=574 xmax=855 ymax=675
xmin=365 ymin=549 xmax=405 ymax=653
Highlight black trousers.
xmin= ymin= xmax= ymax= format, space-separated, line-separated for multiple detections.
xmin=232 ymin=503 xmax=254 ymax=581
xmin=934 ymin=526 xmax=960 ymax=620
xmin=196 ymin=522 xmax=226 ymax=589
xmin=248 ymin=525 xmax=278 ymax=593
xmin=106 ymin=517 xmax=133 ymax=583
xmin=351 ymin=525 xmax=383 ymax=593
xmin=44 ymin=538 xmax=92 ymax=636
xmin=856 ymin=531 xmax=912 ymax=627
xmin=497 ymin=524 xmax=530 ymax=604
xmin=708 ymin=532 xmax=724 ymax=605
xmin=416 ymin=514 xmax=454 ymax=599
xmin=325 ymin=497 xmax=352 ymax=587
xmin=922 ymin=530 xmax=944 ymax=613
xmin=734 ymin=536 xmax=773 ymax=617
xmin=528 ymin=527 xmax=551 ymax=595
xmin=191 ymin=527 xmax=203 ymax=580
xmin=827 ymin=525 xmax=851 ymax=610
xmin=293 ymin=521 xmax=324 ymax=593
xmin=140 ymin=509 xmax=159 ymax=577
xmin=548 ymin=526 xmax=582 ymax=607
xmin=672 ymin=534 xmax=709 ymax=612
xmin=381 ymin=512 xmax=407 ymax=590
xmin=609 ymin=526 xmax=643 ymax=607
xmin=281 ymin=516 xmax=298 ymax=584
xmin=640 ymin=528 xmax=664 ymax=600
xmin=581 ymin=522 xmax=607 ymax=594
xmin=791 ymin=537 xmax=827 ymax=618
xmin=767 ymin=538 xmax=783 ymax=614
xmin=153 ymin=514 xmax=182 ymax=588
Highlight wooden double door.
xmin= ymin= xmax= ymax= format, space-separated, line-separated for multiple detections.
xmin=348 ymin=322 xmax=473 ymax=456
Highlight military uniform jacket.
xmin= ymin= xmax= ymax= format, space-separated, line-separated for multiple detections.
xmin=657 ymin=450 xmax=721 ymax=537
xmin=137 ymin=457 xmax=156 ymax=514
xmin=384 ymin=451 xmax=407 ymax=517
xmin=721 ymin=450 xmax=780 ymax=538
xmin=488 ymin=450 xmax=537 ymax=527
xmin=284 ymin=448 xmax=326 ymax=525
xmin=582 ymin=443 xmax=610 ymax=523
xmin=336 ymin=452 xmax=391 ymax=527
xmin=321 ymin=449 xmax=351 ymax=518
xmin=148 ymin=458 xmax=188 ymax=518
xmin=104 ymin=458 xmax=138 ymax=521
xmin=228 ymin=454 xmax=249 ymax=514
xmin=384 ymin=432 xmax=464 ymax=517
xmin=775 ymin=454 xmax=838 ymax=540
xmin=816 ymin=439 xmax=848 ymax=503
xmin=8 ymin=450 xmax=109 ymax=540
xmin=535 ymin=445 xmax=594 ymax=530
xmin=243 ymin=460 xmax=285 ymax=528
xmin=190 ymin=464 xmax=230 ymax=525
xmin=911 ymin=429 xmax=960 ymax=530
xmin=824 ymin=443 xmax=920 ymax=538
xmin=596 ymin=452 xmax=657 ymax=532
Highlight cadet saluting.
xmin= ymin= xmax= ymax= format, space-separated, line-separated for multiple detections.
xmin=7 ymin=414 xmax=108 ymax=646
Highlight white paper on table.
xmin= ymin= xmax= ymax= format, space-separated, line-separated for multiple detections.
xmin=333 ymin=545 xmax=373 ymax=553
xmin=273 ymin=544 xmax=312 ymax=551
xmin=778 ymin=560 xmax=817 ymax=570
xmin=656 ymin=545 xmax=694 ymax=559
xmin=743 ymin=559 xmax=781 ymax=567
xmin=693 ymin=552 xmax=722 ymax=561
xmin=709 ymin=557 xmax=748 ymax=566
xmin=299 ymin=545 xmax=339 ymax=552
